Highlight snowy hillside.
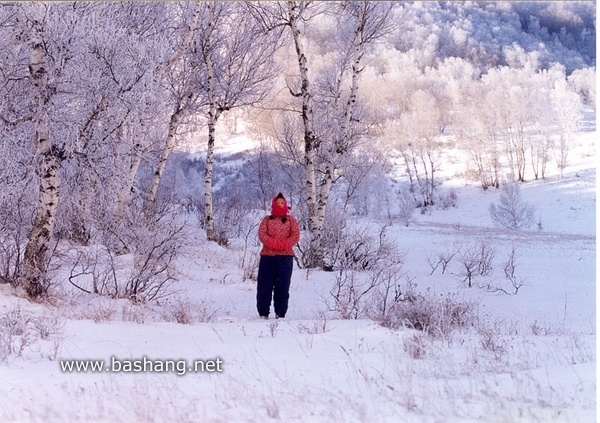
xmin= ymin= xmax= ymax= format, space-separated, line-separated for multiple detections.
xmin=0 ymin=110 xmax=595 ymax=423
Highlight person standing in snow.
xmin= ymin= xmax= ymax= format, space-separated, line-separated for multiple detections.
xmin=256 ymin=192 xmax=300 ymax=319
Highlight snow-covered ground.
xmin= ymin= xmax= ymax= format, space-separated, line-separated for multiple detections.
xmin=0 ymin=117 xmax=595 ymax=422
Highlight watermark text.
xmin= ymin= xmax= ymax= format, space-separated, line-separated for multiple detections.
xmin=60 ymin=356 xmax=223 ymax=376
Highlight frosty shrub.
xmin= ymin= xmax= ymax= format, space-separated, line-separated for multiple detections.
xmin=121 ymin=303 xmax=147 ymax=324
xmin=296 ymin=207 xmax=347 ymax=271
xmin=85 ymin=302 xmax=117 ymax=324
xmin=31 ymin=314 xmax=65 ymax=340
xmin=124 ymin=213 xmax=185 ymax=303
xmin=481 ymin=245 xmax=524 ymax=295
xmin=0 ymin=191 xmax=34 ymax=285
xmin=160 ymin=297 xmax=221 ymax=324
xmin=394 ymin=185 xmax=417 ymax=227
xmin=0 ymin=324 xmax=31 ymax=362
xmin=209 ymin=193 xmax=256 ymax=247
xmin=501 ymin=245 xmax=523 ymax=294
xmin=403 ymin=332 xmax=429 ymax=359
xmin=0 ymin=306 xmax=30 ymax=336
xmin=328 ymin=270 xmax=373 ymax=319
xmin=69 ymin=203 xmax=190 ymax=303
xmin=456 ymin=240 xmax=495 ymax=287
xmin=476 ymin=321 xmax=509 ymax=359
xmin=294 ymin=233 xmax=313 ymax=270
xmin=332 ymin=221 xmax=400 ymax=272
xmin=426 ymin=243 xmax=459 ymax=275
xmin=0 ymin=306 xmax=64 ymax=362
xmin=489 ymin=177 xmax=536 ymax=230
xmin=367 ymin=269 xmax=406 ymax=321
xmin=378 ymin=281 xmax=480 ymax=338
xmin=296 ymin=311 xmax=329 ymax=334
xmin=436 ymin=188 xmax=458 ymax=210
xmin=328 ymin=227 xmax=407 ymax=319
xmin=241 ymin=251 xmax=260 ymax=282
xmin=236 ymin=210 xmax=261 ymax=279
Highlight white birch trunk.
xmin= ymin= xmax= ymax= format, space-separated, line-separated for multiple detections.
xmin=314 ymin=5 xmax=365 ymax=262
xmin=203 ymin=2 xmax=218 ymax=242
xmin=145 ymin=107 xmax=184 ymax=208
xmin=317 ymin=21 xmax=363 ymax=227
xmin=116 ymin=139 xmax=143 ymax=219
xmin=143 ymin=4 xmax=200 ymax=210
xmin=113 ymin=109 xmax=137 ymax=219
xmin=204 ymin=113 xmax=218 ymax=241
xmin=288 ymin=1 xmax=321 ymax=267
xmin=20 ymin=15 xmax=63 ymax=297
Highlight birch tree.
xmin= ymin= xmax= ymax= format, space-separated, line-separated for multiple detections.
xmin=286 ymin=1 xmax=322 ymax=265
xmin=454 ymin=80 xmax=501 ymax=189
xmin=144 ymin=2 xmax=202 ymax=211
xmin=3 ymin=3 xmax=173 ymax=295
xmin=309 ymin=1 xmax=395 ymax=265
xmin=98 ymin=2 xmax=189 ymax=222
xmin=61 ymin=2 xmax=172 ymax=243
xmin=551 ymin=78 xmax=582 ymax=177
xmin=16 ymin=5 xmax=58 ymax=296
xmin=527 ymin=70 xmax=557 ymax=180
xmin=248 ymin=1 xmax=394 ymax=268
xmin=397 ymin=89 xmax=443 ymax=207
xmin=482 ymin=66 xmax=537 ymax=182
xmin=8 ymin=3 xmax=96 ymax=297
xmin=245 ymin=1 xmax=324 ymax=265
xmin=192 ymin=2 xmax=281 ymax=242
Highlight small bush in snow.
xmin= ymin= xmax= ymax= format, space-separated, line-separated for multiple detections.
xmin=476 ymin=322 xmax=509 ymax=359
xmin=70 ymin=204 xmax=190 ymax=303
xmin=328 ymin=270 xmax=371 ymax=319
xmin=268 ymin=321 xmax=279 ymax=338
xmin=456 ymin=240 xmax=495 ymax=287
xmin=242 ymin=253 xmax=259 ymax=282
xmin=327 ymin=221 xmax=401 ymax=272
xmin=0 ymin=306 xmax=64 ymax=362
xmin=403 ymin=333 xmax=429 ymax=359
xmin=329 ymin=268 xmax=402 ymax=320
xmin=481 ymin=245 xmax=524 ymax=295
xmin=121 ymin=303 xmax=147 ymax=324
xmin=0 ymin=306 xmax=30 ymax=336
xmin=394 ymin=185 xmax=417 ymax=227
xmin=436 ymin=188 xmax=458 ymax=210
xmin=87 ymin=302 xmax=117 ymax=323
xmin=327 ymin=225 xmax=407 ymax=319
xmin=296 ymin=312 xmax=329 ymax=334
xmin=31 ymin=314 xmax=65 ymax=340
xmin=367 ymin=269 xmax=406 ymax=321
xmin=426 ymin=243 xmax=459 ymax=275
xmin=160 ymin=297 xmax=221 ymax=324
xmin=502 ymin=245 xmax=523 ymax=292
xmin=489 ymin=177 xmax=535 ymax=230
xmin=125 ymin=217 xmax=188 ymax=303
xmin=0 ymin=329 xmax=31 ymax=362
xmin=378 ymin=281 xmax=480 ymax=338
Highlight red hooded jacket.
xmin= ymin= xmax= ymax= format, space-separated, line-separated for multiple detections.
xmin=258 ymin=193 xmax=300 ymax=256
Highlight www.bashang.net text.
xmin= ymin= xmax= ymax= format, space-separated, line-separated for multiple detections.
xmin=60 ymin=356 xmax=223 ymax=376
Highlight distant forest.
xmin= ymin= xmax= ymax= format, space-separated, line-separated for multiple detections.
xmin=391 ymin=1 xmax=595 ymax=73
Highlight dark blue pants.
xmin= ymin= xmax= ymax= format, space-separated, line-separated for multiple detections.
xmin=256 ymin=255 xmax=294 ymax=318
